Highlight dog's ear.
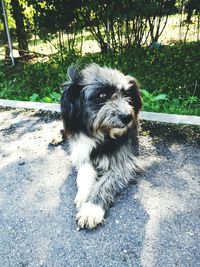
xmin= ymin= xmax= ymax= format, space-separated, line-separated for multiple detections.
xmin=127 ymin=77 xmax=142 ymax=117
xmin=61 ymin=66 xmax=83 ymax=135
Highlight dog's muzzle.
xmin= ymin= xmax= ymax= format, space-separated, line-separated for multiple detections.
xmin=109 ymin=113 xmax=133 ymax=139
xmin=118 ymin=114 xmax=132 ymax=126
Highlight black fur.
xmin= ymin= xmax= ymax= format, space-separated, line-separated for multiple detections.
xmin=60 ymin=63 xmax=143 ymax=229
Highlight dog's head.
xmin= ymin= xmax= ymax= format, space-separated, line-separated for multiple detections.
xmin=61 ymin=63 xmax=142 ymax=139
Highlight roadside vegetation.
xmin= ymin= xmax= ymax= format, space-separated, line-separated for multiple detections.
xmin=0 ymin=0 xmax=200 ymax=115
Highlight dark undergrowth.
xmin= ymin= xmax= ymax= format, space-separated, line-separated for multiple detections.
xmin=0 ymin=42 xmax=199 ymax=115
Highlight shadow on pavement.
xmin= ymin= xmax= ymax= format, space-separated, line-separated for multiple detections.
xmin=0 ymin=109 xmax=199 ymax=267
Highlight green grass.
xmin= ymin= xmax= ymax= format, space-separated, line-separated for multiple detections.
xmin=0 ymin=42 xmax=199 ymax=115
xmin=140 ymin=89 xmax=199 ymax=115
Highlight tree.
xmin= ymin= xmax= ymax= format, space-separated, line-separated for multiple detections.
xmin=79 ymin=0 xmax=177 ymax=52
xmin=27 ymin=0 xmax=82 ymax=55
xmin=185 ymin=0 xmax=200 ymax=23
xmin=10 ymin=0 xmax=28 ymax=55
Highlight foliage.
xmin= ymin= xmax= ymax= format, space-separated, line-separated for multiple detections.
xmin=74 ymin=42 xmax=200 ymax=101
xmin=0 ymin=49 xmax=79 ymax=100
xmin=29 ymin=91 xmax=60 ymax=103
xmin=80 ymin=0 xmax=177 ymax=52
xmin=141 ymin=90 xmax=199 ymax=115
xmin=26 ymin=0 xmax=83 ymax=52
xmin=1 ymin=0 xmax=200 ymax=55
xmin=0 ymin=42 xmax=199 ymax=115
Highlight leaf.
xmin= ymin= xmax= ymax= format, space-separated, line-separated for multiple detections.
xmin=141 ymin=89 xmax=151 ymax=99
xmin=153 ymin=94 xmax=168 ymax=101
xmin=29 ymin=93 xmax=39 ymax=102
xmin=42 ymin=96 xmax=53 ymax=103
xmin=50 ymin=92 xmax=61 ymax=102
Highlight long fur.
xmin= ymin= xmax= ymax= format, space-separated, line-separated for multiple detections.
xmin=61 ymin=63 xmax=142 ymax=229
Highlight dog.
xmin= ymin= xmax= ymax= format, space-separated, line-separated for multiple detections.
xmin=61 ymin=63 xmax=142 ymax=229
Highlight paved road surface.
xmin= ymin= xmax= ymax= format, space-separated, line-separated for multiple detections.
xmin=0 ymin=108 xmax=200 ymax=267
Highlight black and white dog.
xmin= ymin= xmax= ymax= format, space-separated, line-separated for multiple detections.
xmin=61 ymin=63 xmax=142 ymax=229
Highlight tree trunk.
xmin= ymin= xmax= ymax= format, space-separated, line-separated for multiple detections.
xmin=10 ymin=0 xmax=28 ymax=56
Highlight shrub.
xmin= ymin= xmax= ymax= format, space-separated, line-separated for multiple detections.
xmin=0 ymin=42 xmax=199 ymax=115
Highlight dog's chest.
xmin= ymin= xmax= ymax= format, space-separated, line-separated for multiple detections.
xmin=70 ymin=133 xmax=96 ymax=169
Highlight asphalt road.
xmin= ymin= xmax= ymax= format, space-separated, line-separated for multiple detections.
xmin=0 ymin=108 xmax=200 ymax=267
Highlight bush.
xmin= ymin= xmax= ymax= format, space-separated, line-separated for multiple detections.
xmin=0 ymin=42 xmax=199 ymax=115
xmin=77 ymin=42 xmax=200 ymax=99
xmin=141 ymin=90 xmax=200 ymax=115
xmin=0 ymin=50 xmax=79 ymax=101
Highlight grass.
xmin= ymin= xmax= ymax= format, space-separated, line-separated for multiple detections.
xmin=0 ymin=42 xmax=200 ymax=116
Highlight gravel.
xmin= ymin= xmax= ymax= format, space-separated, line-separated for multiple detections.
xmin=0 ymin=108 xmax=200 ymax=267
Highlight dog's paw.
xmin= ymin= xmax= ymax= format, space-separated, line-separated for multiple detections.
xmin=49 ymin=130 xmax=65 ymax=146
xmin=76 ymin=202 xmax=105 ymax=229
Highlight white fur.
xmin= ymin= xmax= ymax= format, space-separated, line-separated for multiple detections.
xmin=70 ymin=133 xmax=96 ymax=169
xmin=81 ymin=63 xmax=131 ymax=91
xmin=74 ymin=163 xmax=97 ymax=209
xmin=115 ymin=97 xmax=133 ymax=115
xmin=76 ymin=202 xmax=105 ymax=229
xmin=61 ymin=63 xmax=142 ymax=229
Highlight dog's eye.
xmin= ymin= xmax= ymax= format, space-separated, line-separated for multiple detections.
xmin=99 ymin=93 xmax=107 ymax=100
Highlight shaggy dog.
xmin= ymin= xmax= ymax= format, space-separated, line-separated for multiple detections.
xmin=61 ymin=63 xmax=142 ymax=229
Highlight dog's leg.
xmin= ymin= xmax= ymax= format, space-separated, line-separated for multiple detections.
xmin=76 ymin=170 xmax=130 ymax=229
xmin=74 ymin=163 xmax=97 ymax=210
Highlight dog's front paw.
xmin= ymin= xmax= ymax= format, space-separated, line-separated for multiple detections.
xmin=49 ymin=130 xmax=65 ymax=146
xmin=76 ymin=202 xmax=105 ymax=229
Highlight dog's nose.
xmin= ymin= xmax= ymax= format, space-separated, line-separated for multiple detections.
xmin=119 ymin=114 xmax=132 ymax=125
